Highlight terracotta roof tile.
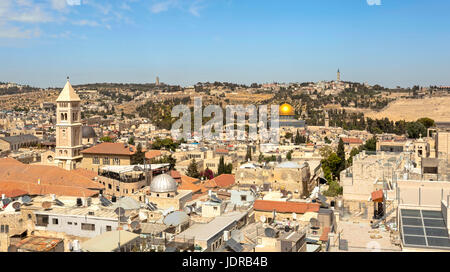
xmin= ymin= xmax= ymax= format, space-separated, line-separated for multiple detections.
xmin=0 ymin=164 xmax=103 ymax=190
xmin=253 ymin=200 xmax=320 ymax=214
xmin=145 ymin=150 xmax=162 ymax=160
xmin=0 ymin=181 xmax=98 ymax=197
xmin=81 ymin=142 xmax=136 ymax=156
xmin=341 ymin=137 xmax=363 ymax=144
xmin=211 ymin=174 xmax=235 ymax=189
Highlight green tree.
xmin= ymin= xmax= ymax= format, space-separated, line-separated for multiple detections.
xmin=218 ymin=156 xmax=226 ymax=175
xmin=406 ymin=122 xmax=427 ymax=139
xmin=131 ymin=143 xmax=145 ymax=165
xmin=128 ymin=136 xmax=135 ymax=145
xmin=245 ymin=146 xmax=252 ymax=162
xmin=337 ymin=138 xmax=346 ymax=172
xmin=186 ymin=159 xmax=200 ymax=178
xmin=286 ymin=150 xmax=292 ymax=161
xmin=100 ymin=136 xmax=113 ymax=143
xmin=417 ymin=117 xmax=435 ymax=129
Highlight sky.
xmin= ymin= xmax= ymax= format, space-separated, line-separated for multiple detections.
xmin=1 ymin=0 xmax=450 ymax=88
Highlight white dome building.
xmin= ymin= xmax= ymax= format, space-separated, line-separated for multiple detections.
xmin=149 ymin=173 xmax=178 ymax=198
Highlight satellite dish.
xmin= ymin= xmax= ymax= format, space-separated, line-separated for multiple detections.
xmin=114 ymin=207 xmax=126 ymax=216
xmin=310 ymin=218 xmax=320 ymax=229
xmin=184 ymin=206 xmax=192 ymax=215
xmin=20 ymin=195 xmax=32 ymax=205
xmin=264 ymin=227 xmax=276 ymax=238
xmin=42 ymin=201 xmax=52 ymax=210
xmin=2 ymin=198 xmax=12 ymax=207
xmin=130 ymin=220 xmax=140 ymax=231
xmin=12 ymin=201 xmax=21 ymax=210
xmin=260 ymin=215 xmax=266 ymax=223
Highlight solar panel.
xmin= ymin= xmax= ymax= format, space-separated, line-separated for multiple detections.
xmin=404 ymin=235 xmax=427 ymax=246
xmin=54 ymin=199 xmax=65 ymax=206
xmin=401 ymin=209 xmax=421 ymax=217
xmin=426 ymin=237 xmax=450 ymax=248
xmin=226 ymin=238 xmax=243 ymax=252
xmin=423 ymin=219 xmax=446 ymax=228
xmin=100 ymin=196 xmax=112 ymax=207
xmin=425 ymin=228 xmax=449 ymax=238
xmin=421 ymin=210 xmax=443 ymax=219
xmin=210 ymin=195 xmax=222 ymax=203
xmin=402 ymin=217 xmax=423 ymax=226
xmin=403 ymin=226 xmax=424 ymax=236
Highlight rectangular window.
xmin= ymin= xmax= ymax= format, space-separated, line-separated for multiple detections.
xmin=68 ymin=222 xmax=73 ymax=225
xmin=241 ymin=195 xmax=247 ymax=201
xmin=106 ymin=226 xmax=112 ymax=232
xmin=103 ymin=157 xmax=110 ymax=165
xmin=113 ymin=158 xmax=120 ymax=165
xmin=93 ymin=157 xmax=100 ymax=164
xmin=81 ymin=223 xmax=96 ymax=231
xmin=52 ymin=218 xmax=59 ymax=225
xmin=108 ymin=184 xmax=112 ymax=189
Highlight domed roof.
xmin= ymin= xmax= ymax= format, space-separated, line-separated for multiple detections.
xmin=82 ymin=126 xmax=97 ymax=139
xmin=280 ymin=103 xmax=294 ymax=116
xmin=150 ymin=173 xmax=177 ymax=193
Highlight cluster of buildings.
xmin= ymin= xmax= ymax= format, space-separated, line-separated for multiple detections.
xmin=0 ymin=77 xmax=449 ymax=252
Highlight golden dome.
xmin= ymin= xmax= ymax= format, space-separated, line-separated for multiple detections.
xmin=280 ymin=103 xmax=294 ymax=116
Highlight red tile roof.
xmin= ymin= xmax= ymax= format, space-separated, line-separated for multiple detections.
xmin=0 ymin=161 xmax=104 ymax=193
xmin=81 ymin=142 xmax=136 ymax=156
xmin=0 ymin=188 xmax=28 ymax=198
xmin=71 ymin=168 xmax=98 ymax=180
xmin=0 ymin=181 xmax=99 ymax=197
xmin=170 ymin=170 xmax=182 ymax=180
xmin=145 ymin=150 xmax=162 ymax=160
xmin=371 ymin=190 xmax=384 ymax=202
xmin=0 ymin=158 xmax=23 ymax=165
xmin=342 ymin=137 xmax=363 ymax=144
xmin=211 ymin=174 xmax=235 ymax=189
xmin=215 ymin=148 xmax=229 ymax=154
xmin=253 ymin=200 xmax=320 ymax=214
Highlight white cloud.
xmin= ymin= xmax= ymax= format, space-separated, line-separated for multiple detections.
xmin=367 ymin=0 xmax=381 ymax=6
xmin=0 ymin=24 xmax=40 ymax=39
xmin=73 ymin=19 xmax=100 ymax=27
xmin=150 ymin=1 xmax=175 ymax=14
xmin=150 ymin=0 xmax=206 ymax=16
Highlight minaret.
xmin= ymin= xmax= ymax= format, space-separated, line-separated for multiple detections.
xmin=55 ymin=77 xmax=83 ymax=170
xmin=337 ymin=69 xmax=341 ymax=82
xmin=324 ymin=110 xmax=329 ymax=128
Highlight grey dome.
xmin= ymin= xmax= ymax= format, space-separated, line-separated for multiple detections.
xmin=150 ymin=174 xmax=177 ymax=193
xmin=82 ymin=126 xmax=97 ymax=138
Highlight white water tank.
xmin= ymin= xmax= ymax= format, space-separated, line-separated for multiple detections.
xmin=223 ymin=230 xmax=230 ymax=241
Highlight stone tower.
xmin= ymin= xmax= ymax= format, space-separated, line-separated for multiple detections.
xmin=324 ymin=110 xmax=330 ymax=128
xmin=337 ymin=69 xmax=341 ymax=82
xmin=55 ymin=77 xmax=83 ymax=170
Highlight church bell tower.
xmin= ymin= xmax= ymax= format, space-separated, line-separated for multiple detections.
xmin=55 ymin=77 xmax=83 ymax=170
